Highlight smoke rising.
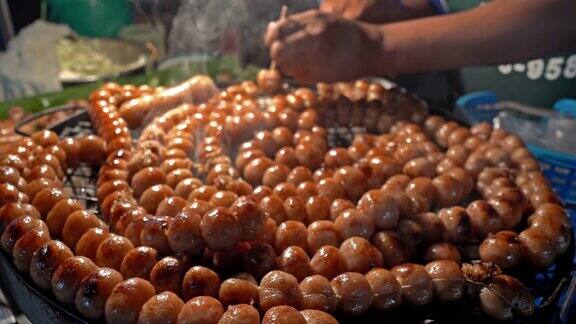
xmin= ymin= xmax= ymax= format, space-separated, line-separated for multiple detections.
xmin=167 ymin=0 xmax=317 ymax=67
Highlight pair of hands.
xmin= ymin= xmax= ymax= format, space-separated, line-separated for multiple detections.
xmin=265 ymin=0 xmax=433 ymax=83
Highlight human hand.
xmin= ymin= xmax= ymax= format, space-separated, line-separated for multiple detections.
xmin=320 ymin=0 xmax=434 ymax=23
xmin=265 ymin=10 xmax=387 ymax=84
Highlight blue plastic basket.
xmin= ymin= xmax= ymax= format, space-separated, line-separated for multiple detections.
xmin=529 ymin=144 xmax=576 ymax=206
xmin=456 ymin=91 xmax=576 ymax=207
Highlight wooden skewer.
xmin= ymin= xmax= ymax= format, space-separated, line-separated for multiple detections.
xmin=280 ymin=5 xmax=288 ymax=20
xmin=270 ymin=5 xmax=288 ymax=71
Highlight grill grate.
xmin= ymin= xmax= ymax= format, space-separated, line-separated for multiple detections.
xmin=15 ymin=106 xmax=102 ymax=216
xmin=10 ymin=102 xmax=576 ymax=324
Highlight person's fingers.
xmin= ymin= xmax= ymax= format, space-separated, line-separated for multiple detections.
xmin=264 ymin=21 xmax=278 ymax=47
xmin=265 ymin=9 xmax=329 ymax=46
xmin=297 ymin=9 xmax=330 ymax=24
xmin=270 ymin=40 xmax=308 ymax=78
xmin=322 ymin=2 xmax=355 ymax=19
xmin=271 ymin=30 xmax=321 ymax=79
xmin=269 ymin=40 xmax=283 ymax=62
xmin=265 ymin=17 xmax=304 ymax=47
xmin=319 ymin=0 xmax=339 ymax=14
xmin=273 ymin=30 xmax=319 ymax=64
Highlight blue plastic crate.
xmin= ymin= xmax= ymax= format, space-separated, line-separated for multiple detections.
xmin=529 ymin=145 xmax=576 ymax=206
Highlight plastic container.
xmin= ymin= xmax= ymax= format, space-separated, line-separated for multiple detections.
xmin=529 ymin=145 xmax=576 ymax=206
xmin=48 ymin=0 xmax=133 ymax=37
xmin=456 ymin=91 xmax=576 ymax=206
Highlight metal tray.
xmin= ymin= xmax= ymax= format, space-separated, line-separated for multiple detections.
xmin=3 ymin=104 xmax=575 ymax=324
xmin=59 ymin=37 xmax=151 ymax=85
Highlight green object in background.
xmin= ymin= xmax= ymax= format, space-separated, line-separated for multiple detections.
xmin=0 ymin=56 xmax=260 ymax=119
xmin=0 ymin=71 xmax=167 ymax=119
xmin=48 ymin=0 xmax=133 ymax=37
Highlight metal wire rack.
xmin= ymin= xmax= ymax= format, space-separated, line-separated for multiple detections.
xmin=58 ymin=120 xmax=100 ymax=215
xmin=9 ymin=101 xmax=576 ymax=323
xmin=15 ymin=105 xmax=101 ymax=215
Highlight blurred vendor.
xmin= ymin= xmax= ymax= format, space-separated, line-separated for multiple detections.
xmin=266 ymin=0 xmax=576 ymax=107
xmin=168 ymin=0 xmax=317 ymax=66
